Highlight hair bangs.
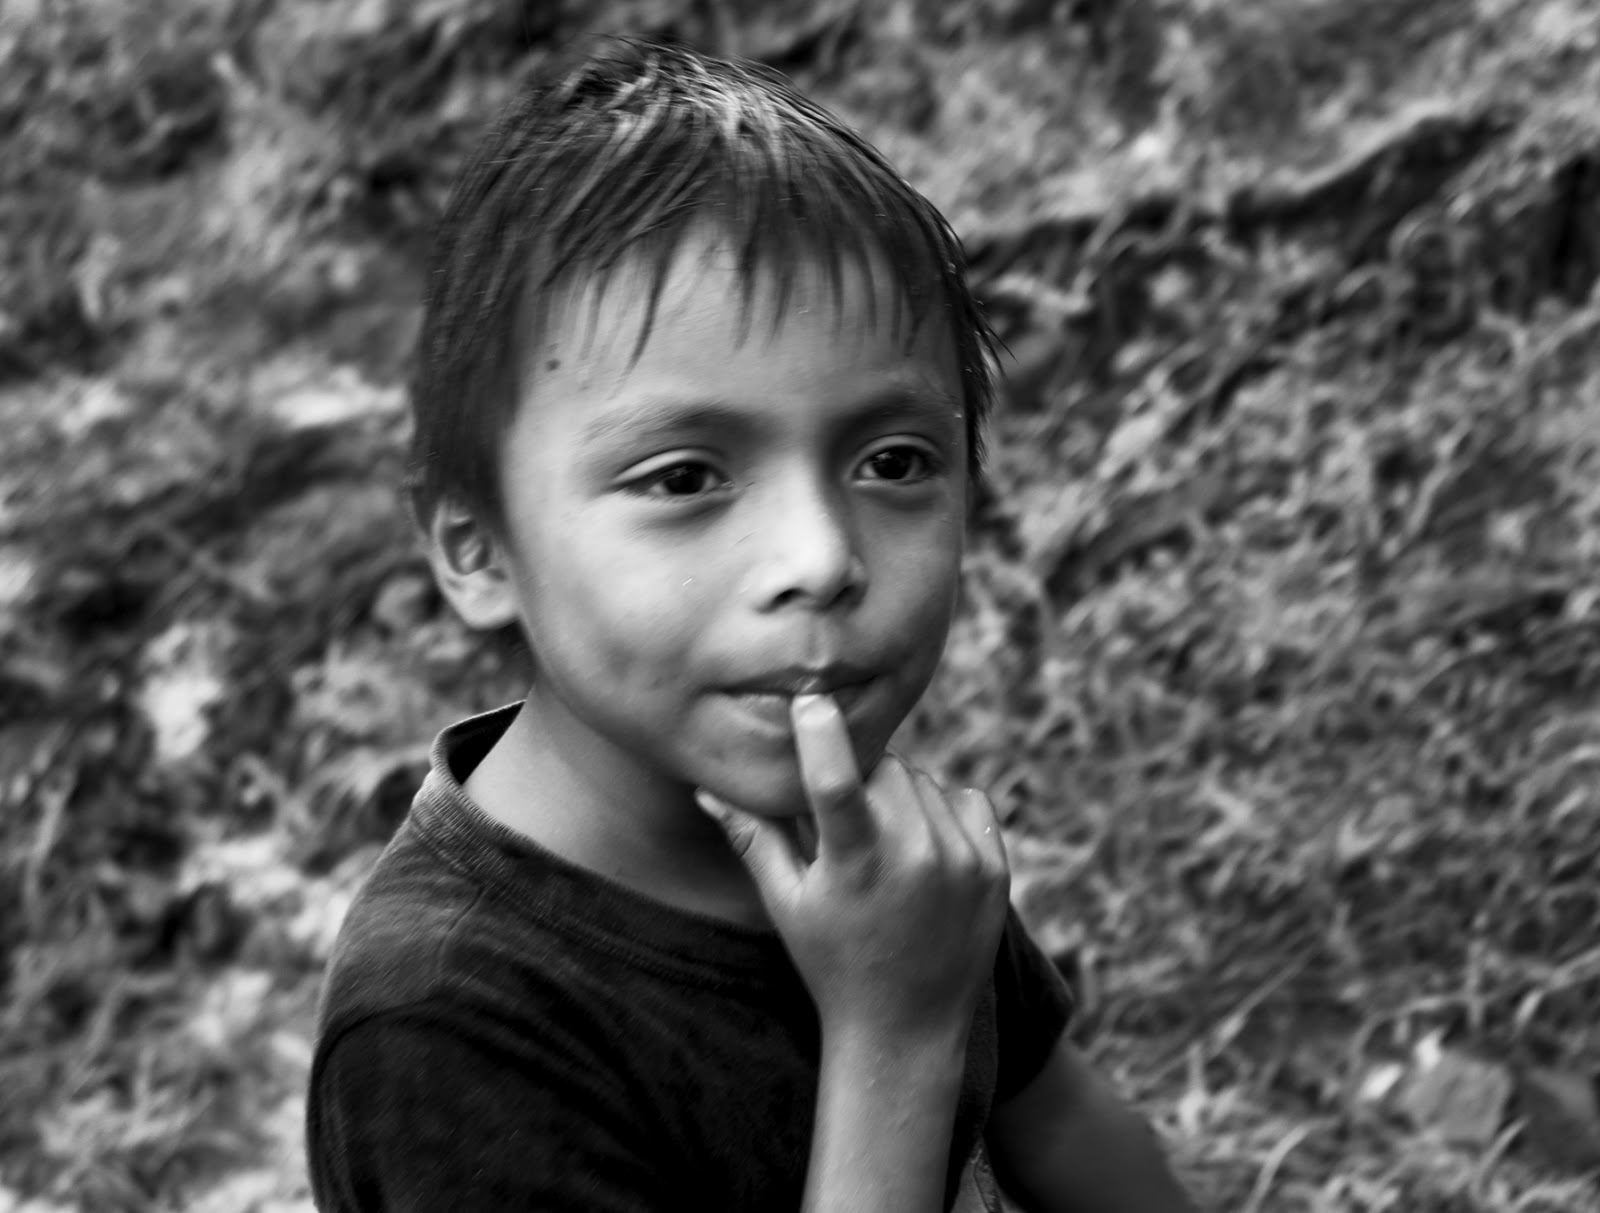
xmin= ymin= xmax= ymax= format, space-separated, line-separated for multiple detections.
xmin=408 ymin=37 xmax=996 ymax=533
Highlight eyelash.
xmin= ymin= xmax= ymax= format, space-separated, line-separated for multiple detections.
xmin=622 ymin=443 xmax=943 ymax=502
xmin=627 ymin=460 xmax=732 ymax=500
xmin=858 ymin=444 xmax=939 ymax=483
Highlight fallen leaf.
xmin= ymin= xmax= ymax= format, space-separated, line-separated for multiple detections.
xmin=1396 ymin=1036 xmax=1512 ymax=1147
xmin=1357 ymin=1060 xmax=1407 ymax=1105
xmin=1514 ymin=1064 xmax=1600 ymax=1172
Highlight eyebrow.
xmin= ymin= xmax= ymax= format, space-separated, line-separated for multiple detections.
xmin=579 ymin=399 xmax=756 ymax=452
xmin=579 ymin=384 xmax=964 ymax=452
xmin=852 ymin=384 xmax=965 ymax=435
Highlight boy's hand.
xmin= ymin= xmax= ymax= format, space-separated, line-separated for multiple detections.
xmin=697 ymin=693 xmax=1010 ymax=1040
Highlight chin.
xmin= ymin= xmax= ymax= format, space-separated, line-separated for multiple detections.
xmin=707 ymin=770 xmax=813 ymax=820
xmin=701 ymin=739 xmax=895 ymax=822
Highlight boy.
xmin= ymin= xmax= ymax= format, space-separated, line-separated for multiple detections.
xmin=307 ymin=36 xmax=1198 ymax=1213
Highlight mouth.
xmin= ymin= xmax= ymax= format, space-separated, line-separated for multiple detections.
xmin=721 ymin=665 xmax=878 ymax=731
xmin=723 ymin=663 xmax=877 ymax=698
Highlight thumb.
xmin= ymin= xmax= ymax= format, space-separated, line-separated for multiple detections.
xmin=695 ymin=790 xmax=805 ymax=904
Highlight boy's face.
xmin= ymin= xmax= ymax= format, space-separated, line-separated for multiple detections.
xmin=489 ymin=233 xmax=967 ymax=818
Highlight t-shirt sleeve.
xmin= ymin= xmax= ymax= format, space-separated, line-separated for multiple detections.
xmin=307 ymin=1010 xmax=662 ymax=1213
xmin=992 ymin=905 xmax=1077 ymax=1104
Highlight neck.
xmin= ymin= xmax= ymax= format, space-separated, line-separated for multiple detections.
xmin=464 ymin=690 xmax=772 ymax=929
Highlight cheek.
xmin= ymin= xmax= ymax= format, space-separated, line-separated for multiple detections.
xmin=520 ymin=540 xmax=708 ymax=679
xmin=885 ymin=517 xmax=964 ymax=623
xmin=881 ymin=536 xmax=963 ymax=700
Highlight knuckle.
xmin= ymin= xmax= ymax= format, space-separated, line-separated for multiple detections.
xmin=898 ymin=816 xmax=941 ymax=872
xmin=962 ymin=786 xmax=997 ymax=820
xmin=951 ymin=856 xmax=987 ymax=897
xmin=978 ymin=837 xmax=1009 ymax=879
xmin=990 ymin=850 xmax=1011 ymax=884
xmin=723 ymin=825 xmax=758 ymax=862
xmin=987 ymin=862 xmax=1012 ymax=902
xmin=809 ymin=769 xmax=859 ymax=806
xmin=949 ymin=787 xmax=981 ymax=827
xmin=870 ymin=755 xmax=921 ymax=803
xmin=946 ymin=836 xmax=984 ymax=877
xmin=870 ymin=751 xmax=906 ymax=784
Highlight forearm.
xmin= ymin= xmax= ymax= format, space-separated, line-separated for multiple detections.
xmin=802 ymin=1022 xmax=970 ymax=1213
xmin=989 ymin=1036 xmax=1199 ymax=1213
xmin=1005 ymin=1101 xmax=1196 ymax=1212
xmin=993 ymin=1071 xmax=1197 ymax=1212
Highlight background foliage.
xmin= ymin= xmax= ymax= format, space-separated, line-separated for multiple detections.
xmin=2 ymin=1 xmax=1599 ymax=1209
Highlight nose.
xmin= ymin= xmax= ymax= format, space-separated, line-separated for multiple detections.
xmin=746 ymin=474 xmax=867 ymax=612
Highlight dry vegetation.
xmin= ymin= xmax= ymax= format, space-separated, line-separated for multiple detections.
xmin=2 ymin=1 xmax=1599 ymax=1210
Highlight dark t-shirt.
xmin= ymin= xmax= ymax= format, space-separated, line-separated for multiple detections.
xmin=307 ymin=704 xmax=1074 ymax=1212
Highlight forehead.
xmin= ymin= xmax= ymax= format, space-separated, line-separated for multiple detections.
xmin=521 ymin=228 xmax=961 ymax=404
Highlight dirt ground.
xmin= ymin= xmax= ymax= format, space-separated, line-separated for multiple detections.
xmin=2 ymin=2 xmax=1599 ymax=1210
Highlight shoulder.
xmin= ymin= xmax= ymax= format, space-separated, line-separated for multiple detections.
xmin=313 ymin=821 xmax=477 ymax=1034
xmin=314 ymin=706 xmax=571 ymax=1036
xmin=314 ymin=822 xmax=615 ymax=1040
xmin=307 ymin=844 xmax=673 ymax=1211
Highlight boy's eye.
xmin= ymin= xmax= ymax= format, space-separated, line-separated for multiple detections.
xmin=633 ymin=461 xmax=729 ymax=499
xmin=859 ymin=445 xmax=935 ymax=483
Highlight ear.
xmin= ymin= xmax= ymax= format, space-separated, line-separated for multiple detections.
xmin=424 ymin=499 xmax=521 ymax=631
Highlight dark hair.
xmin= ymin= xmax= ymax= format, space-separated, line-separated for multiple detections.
xmin=408 ymin=35 xmax=997 ymax=531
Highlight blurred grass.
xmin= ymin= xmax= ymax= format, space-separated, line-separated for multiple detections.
xmin=2 ymin=1 xmax=1599 ymax=1209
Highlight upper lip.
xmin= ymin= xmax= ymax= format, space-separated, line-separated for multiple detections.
xmin=723 ymin=663 xmax=876 ymax=696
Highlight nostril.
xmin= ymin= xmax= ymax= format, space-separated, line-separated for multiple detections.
xmin=759 ymin=554 xmax=868 ymax=612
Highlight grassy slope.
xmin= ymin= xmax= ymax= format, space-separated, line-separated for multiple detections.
xmin=2 ymin=1 xmax=1598 ymax=1210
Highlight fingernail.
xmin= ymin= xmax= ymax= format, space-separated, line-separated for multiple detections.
xmin=791 ymin=692 xmax=835 ymax=725
xmin=694 ymin=790 xmax=729 ymax=820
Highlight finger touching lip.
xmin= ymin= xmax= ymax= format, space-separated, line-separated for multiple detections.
xmin=721 ymin=661 xmax=876 ymax=696
xmin=721 ymin=677 xmax=875 ymax=732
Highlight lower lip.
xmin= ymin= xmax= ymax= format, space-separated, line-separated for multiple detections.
xmin=726 ymin=681 xmax=874 ymax=732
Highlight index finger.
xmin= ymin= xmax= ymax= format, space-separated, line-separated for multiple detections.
xmin=790 ymin=693 xmax=875 ymax=856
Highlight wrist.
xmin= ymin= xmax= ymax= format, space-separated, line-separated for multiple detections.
xmin=804 ymin=1019 xmax=972 ymax=1213
xmin=820 ymin=1013 xmax=972 ymax=1088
